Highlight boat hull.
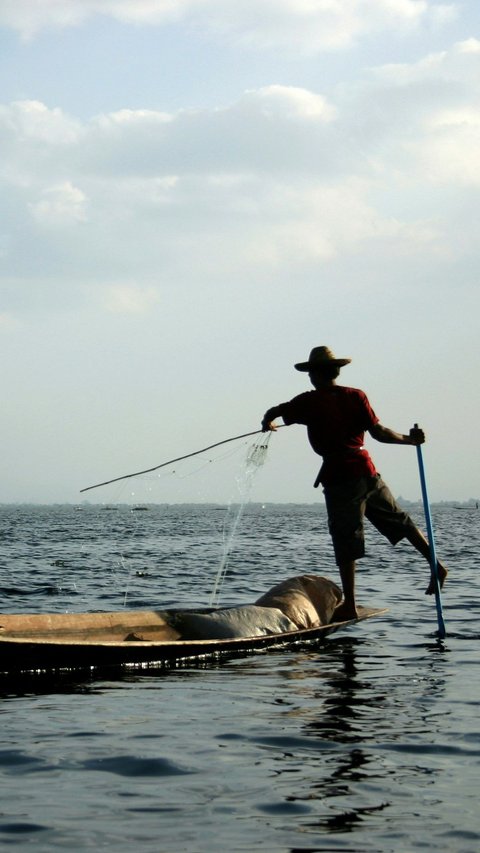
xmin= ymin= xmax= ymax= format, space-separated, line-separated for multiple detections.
xmin=0 ymin=606 xmax=386 ymax=678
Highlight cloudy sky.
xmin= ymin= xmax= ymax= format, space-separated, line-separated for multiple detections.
xmin=0 ymin=0 xmax=479 ymax=505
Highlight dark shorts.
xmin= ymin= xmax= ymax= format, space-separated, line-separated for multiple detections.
xmin=323 ymin=474 xmax=418 ymax=565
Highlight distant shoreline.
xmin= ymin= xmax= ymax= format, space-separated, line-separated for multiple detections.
xmin=0 ymin=500 xmax=478 ymax=509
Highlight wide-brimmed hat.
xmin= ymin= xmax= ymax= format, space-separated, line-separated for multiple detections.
xmin=294 ymin=346 xmax=351 ymax=372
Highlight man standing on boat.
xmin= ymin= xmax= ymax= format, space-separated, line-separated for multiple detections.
xmin=261 ymin=346 xmax=447 ymax=621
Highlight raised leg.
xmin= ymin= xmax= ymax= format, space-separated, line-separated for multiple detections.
xmin=404 ymin=527 xmax=448 ymax=594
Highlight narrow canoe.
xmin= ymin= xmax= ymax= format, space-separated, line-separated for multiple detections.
xmin=0 ymin=605 xmax=387 ymax=678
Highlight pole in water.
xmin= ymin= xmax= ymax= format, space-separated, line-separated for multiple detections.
xmin=414 ymin=424 xmax=446 ymax=639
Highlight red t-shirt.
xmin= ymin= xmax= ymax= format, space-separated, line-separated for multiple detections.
xmin=278 ymin=386 xmax=379 ymax=485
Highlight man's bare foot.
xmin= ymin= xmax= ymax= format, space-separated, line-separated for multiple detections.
xmin=332 ymin=601 xmax=359 ymax=622
xmin=426 ymin=562 xmax=448 ymax=595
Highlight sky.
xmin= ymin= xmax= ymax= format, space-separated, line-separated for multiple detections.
xmin=0 ymin=0 xmax=479 ymax=505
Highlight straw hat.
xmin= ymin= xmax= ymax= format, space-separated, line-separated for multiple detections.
xmin=294 ymin=346 xmax=351 ymax=372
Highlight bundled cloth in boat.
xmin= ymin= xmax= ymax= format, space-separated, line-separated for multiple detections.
xmin=173 ymin=575 xmax=342 ymax=640
xmin=255 ymin=573 xmax=342 ymax=629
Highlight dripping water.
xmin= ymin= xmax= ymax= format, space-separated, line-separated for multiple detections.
xmin=210 ymin=433 xmax=272 ymax=606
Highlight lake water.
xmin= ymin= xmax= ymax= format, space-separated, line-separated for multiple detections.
xmin=0 ymin=501 xmax=478 ymax=852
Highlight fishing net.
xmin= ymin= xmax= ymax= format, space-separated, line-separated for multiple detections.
xmin=78 ymin=429 xmax=278 ymax=609
xmin=210 ymin=433 xmax=273 ymax=607
xmin=245 ymin=433 xmax=272 ymax=469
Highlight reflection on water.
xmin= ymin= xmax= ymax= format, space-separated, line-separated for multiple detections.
xmin=236 ymin=630 xmax=462 ymax=848
xmin=262 ymin=641 xmax=394 ymax=833
xmin=303 ymin=643 xmax=373 ymax=744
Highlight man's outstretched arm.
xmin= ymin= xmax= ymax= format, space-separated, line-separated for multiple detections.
xmin=369 ymin=423 xmax=425 ymax=446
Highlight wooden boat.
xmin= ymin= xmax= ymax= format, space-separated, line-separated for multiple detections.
xmin=0 ymin=604 xmax=386 ymax=679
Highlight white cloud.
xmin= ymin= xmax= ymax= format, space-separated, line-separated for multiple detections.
xmin=104 ymin=284 xmax=160 ymax=314
xmin=0 ymin=100 xmax=82 ymax=190
xmin=362 ymin=38 xmax=480 ymax=186
xmin=372 ymin=37 xmax=480 ymax=84
xmin=429 ymin=107 xmax=480 ymax=130
xmin=0 ymin=99 xmax=81 ymax=144
xmin=415 ymin=109 xmax=480 ymax=185
xmin=457 ymin=37 xmax=480 ymax=54
xmin=0 ymin=38 xmax=478 ymax=305
xmin=243 ymin=86 xmax=337 ymax=121
xmin=29 ymin=181 xmax=88 ymax=226
xmin=95 ymin=108 xmax=173 ymax=129
xmin=1 ymin=0 xmax=456 ymax=50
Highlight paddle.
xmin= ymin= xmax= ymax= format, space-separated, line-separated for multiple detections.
xmin=80 ymin=427 xmax=284 ymax=493
xmin=414 ymin=424 xmax=446 ymax=639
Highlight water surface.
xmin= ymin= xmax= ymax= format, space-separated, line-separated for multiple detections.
xmin=0 ymin=502 xmax=478 ymax=851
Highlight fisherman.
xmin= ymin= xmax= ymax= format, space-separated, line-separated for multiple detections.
xmin=261 ymin=346 xmax=448 ymax=621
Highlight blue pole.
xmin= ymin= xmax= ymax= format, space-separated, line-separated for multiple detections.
xmin=414 ymin=426 xmax=446 ymax=639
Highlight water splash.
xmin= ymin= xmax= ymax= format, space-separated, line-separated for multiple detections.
xmin=210 ymin=433 xmax=272 ymax=607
